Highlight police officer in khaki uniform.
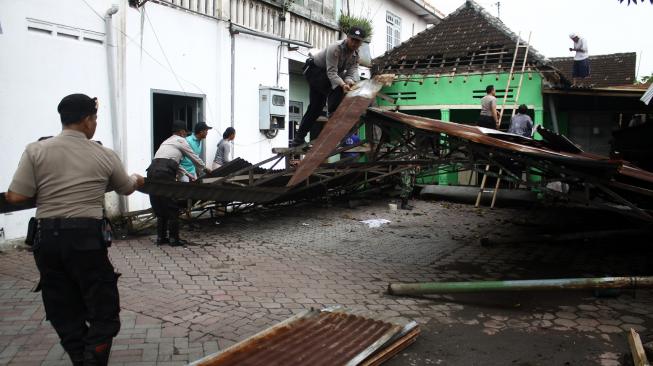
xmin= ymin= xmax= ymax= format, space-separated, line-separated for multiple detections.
xmin=147 ymin=120 xmax=209 ymax=246
xmin=291 ymin=27 xmax=365 ymax=147
xmin=5 ymin=94 xmax=144 ymax=366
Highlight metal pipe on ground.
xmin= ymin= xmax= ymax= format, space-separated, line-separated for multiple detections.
xmin=388 ymin=277 xmax=653 ymax=296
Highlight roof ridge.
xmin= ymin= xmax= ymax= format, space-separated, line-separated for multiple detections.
xmin=550 ymin=52 xmax=637 ymax=61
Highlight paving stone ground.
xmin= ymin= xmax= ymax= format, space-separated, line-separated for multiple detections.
xmin=1 ymin=199 xmax=652 ymax=365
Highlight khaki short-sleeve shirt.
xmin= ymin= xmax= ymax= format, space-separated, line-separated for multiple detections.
xmin=9 ymin=130 xmax=135 ymax=219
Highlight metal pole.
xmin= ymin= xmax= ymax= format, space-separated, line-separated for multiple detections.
xmin=498 ymin=32 xmax=521 ymax=125
xmin=388 ymin=276 xmax=653 ymax=296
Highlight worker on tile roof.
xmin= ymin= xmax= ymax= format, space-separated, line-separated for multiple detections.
xmin=5 ymin=93 xmax=144 ymax=366
xmin=478 ymin=85 xmax=500 ymax=129
xmin=147 ymin=120 xmax=210 ymax=247
xmin=291 ymin=26 xmax=365 ymax=147
xmin=569 ymin=33 xmax=590 ymax=87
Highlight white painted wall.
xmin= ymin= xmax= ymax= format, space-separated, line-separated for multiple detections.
xmin=231 ymin=33 xmax=289 ymax=167
xmin=343 ymin=0 xmax=431 ymax=60
xmin=121 ymin=2 xmax=225 ymax=211
xmin=0 ymin=0 xmax=115 ymax=240
xmin=1 ymin=0 xmax=324 ymax=240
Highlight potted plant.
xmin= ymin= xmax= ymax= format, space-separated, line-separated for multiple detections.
xmin=338 ymin=13 xmax=373 ymax=67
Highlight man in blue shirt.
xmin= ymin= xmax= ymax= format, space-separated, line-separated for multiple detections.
xmin=508 ymin=105 xmax=534 ymax=138
xmin=179 ymin=122 xmax=212 ymax=181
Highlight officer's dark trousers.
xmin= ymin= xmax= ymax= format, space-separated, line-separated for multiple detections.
xmin=294 ymin=65 xmax=345 ymax=143
xmin=34 ymin=225 xmax=119 ymax=365
xmin=146 ymin=158 xmax=180 ymax=239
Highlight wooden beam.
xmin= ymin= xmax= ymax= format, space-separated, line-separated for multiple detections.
xmin=628 ymin=328 xmax=650 ymax=366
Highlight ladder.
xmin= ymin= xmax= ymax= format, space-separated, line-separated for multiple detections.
xmin=476 ymin=32 xmax=532 ymax=209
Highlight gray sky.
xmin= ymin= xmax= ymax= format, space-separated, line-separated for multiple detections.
xmin=435 ymin=0 xmax=653 ymax=80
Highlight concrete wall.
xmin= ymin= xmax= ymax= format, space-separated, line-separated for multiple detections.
xmin=344 ymin=0 xmax=431 ymax=59
xmin=0 ymin=0 xmax=319 ymax=240
xmin=0 ymin=0 xmax=116 ymax=240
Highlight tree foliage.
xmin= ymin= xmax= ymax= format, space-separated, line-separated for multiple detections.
xmin=618 ymin=0 xmax=653 ymax=4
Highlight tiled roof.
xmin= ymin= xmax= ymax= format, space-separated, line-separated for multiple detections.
xmin=549 ymin=53 xmax=637 ymax=87
xmin=372 ymin=0 xmax=553 ymax=76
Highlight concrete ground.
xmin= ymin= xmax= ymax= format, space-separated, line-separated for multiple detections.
xmin=1 ymin=199 xmax=652 ymax=366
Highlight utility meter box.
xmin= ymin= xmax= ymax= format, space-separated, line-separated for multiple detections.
xmin=259 ymin=86 xmax=287 ymax=130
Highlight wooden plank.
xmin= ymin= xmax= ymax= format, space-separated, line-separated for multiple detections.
xmin=361 ymin=328 xmax=421 ymax=366
xmin=628 ymin=328 xmax=650 ymax=366
xmin=286 ymin=75 xmax=394 ymax=187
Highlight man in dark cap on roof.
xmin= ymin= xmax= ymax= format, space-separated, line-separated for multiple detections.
xmin=291 ymin=26 xmax=365 ymax=147
xmin=147 ymin=120 xmax=210 ymax=246
xmin=5 ymin=93 xmax=145 ymax=366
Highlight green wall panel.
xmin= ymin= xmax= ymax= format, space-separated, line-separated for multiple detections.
xmin=378 ymin=72 xmax=544 ymax=108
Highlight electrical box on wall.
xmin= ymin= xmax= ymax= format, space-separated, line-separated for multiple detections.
xmin=259 ymin=86 xmax=287 ymax=131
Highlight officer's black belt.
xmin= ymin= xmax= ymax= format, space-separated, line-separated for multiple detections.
xmin=38 ymin=218 xmax=102 ymax=230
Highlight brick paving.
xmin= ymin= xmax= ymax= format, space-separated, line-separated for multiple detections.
xmin=1 ymin=199 xmax=652 ymax=365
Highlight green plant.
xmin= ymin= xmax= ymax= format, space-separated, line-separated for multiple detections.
xmin=640 ymin=73 xmax=653 ymax=84
xmin=282 ymin=0 xmax=295 ymax=13
xmin=338 ymin=13 xmax=373 ymax=41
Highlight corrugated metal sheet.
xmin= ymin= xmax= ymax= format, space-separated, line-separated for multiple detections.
xmin=366 ymin=108 xmax=653 ymax=185
xmin=138 ymin=179 xmax=287 ymax=203
xmin=206 ymin=158 xmax=284 ymax=178
xmin=287 ymin=75 xmax=394 ymax=187
xmin=189 ymin=308 xmax=419 ymax=366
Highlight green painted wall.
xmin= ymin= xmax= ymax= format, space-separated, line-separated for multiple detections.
xmin=377 ymin=72 xmax=545 ymax=186
xmin=378 ymin=72 xmax=544 ymax=109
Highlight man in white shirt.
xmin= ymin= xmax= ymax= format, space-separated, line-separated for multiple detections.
xmin=569 ymin=33 xmax=590 ymax=87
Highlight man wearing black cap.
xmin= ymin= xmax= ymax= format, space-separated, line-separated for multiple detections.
xmin=179 ymin=121 xmax=212 ymax=182
xmin=5 ymin=93 xmax=145 ymax=366
xmin=291 ymin=26 xmax=365 ymax=147
xmin=147 ymin=120 xmax=209 ymax=246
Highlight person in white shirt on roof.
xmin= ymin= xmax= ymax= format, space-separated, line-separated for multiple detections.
xmin=569 ymin=33 xmax=590 ymax=88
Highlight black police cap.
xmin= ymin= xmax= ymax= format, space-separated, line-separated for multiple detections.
xmin=57 ymin=94 xmax=98 ymax=124
xmin=348 ymin=26 xmax=366 ymax=41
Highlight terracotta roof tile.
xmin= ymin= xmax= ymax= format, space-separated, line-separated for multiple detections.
xmin=549 ymin=52 xmax=637 ymax=87
xmin=373 ymin=0 xmax=551 ymax=75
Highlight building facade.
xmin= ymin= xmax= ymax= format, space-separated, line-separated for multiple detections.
xmin=0 ymin=0 xmax=440 ymax=240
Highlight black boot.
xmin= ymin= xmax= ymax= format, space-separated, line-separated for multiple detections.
xmin=168 ymin=219 xmax=188 ymax=246
xmin=155 ymin=218 xmax=169 ymax=245
xmin=83 ymin=341 xmax=112 ymax=366
xmin=400 ymin=198 xmax=413 ymax=210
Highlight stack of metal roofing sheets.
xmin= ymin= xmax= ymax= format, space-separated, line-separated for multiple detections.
xmin=188 ymin=307 xmax=420 ymax=366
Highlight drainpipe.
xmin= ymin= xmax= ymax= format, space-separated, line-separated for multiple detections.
xmin=105 ymin=4 xmax=126 ymax=216
xmin=230 ymin=24 xmax=235 ymax=128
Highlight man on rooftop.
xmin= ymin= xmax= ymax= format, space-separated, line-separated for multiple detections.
xmin=569 ymin=33 xmax=590 ymax=87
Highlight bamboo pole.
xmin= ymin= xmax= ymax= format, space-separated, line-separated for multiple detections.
xmin=388 ymin=277 xmax=653 ymax=296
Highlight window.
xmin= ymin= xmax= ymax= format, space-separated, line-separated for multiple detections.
xmin=386 ymin=11 xmax=401 ymax=51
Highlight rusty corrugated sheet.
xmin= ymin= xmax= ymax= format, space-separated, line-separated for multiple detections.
xmin=287 ymin=75 xmax=394 ymax=187
xmin=189 ymin=308 xmax=418 ymax=366
xmin=366 ymin=108 xmax=653 ymax=186
xmin=138 ymin=179 xmax=287 ymax=203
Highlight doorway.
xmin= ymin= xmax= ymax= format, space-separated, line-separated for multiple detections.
xmin=151 ymin=90 xmax=205 ymax=156
xmin=289 ymin=100 xmax=303 ymax=144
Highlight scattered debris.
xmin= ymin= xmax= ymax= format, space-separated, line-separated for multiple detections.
xmin=360 ymin=219 xmax=392 ymax=228
xmin=627 ymin=328 xmax=650 ymax=366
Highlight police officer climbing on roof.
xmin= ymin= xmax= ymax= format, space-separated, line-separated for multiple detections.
xmin=290 ymin=26 xmax=365 ymax=147
xmin=147 ymin=120 xmax=210 ymax=246
xmin=5 ymin=93 xmax=145 ymax=366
